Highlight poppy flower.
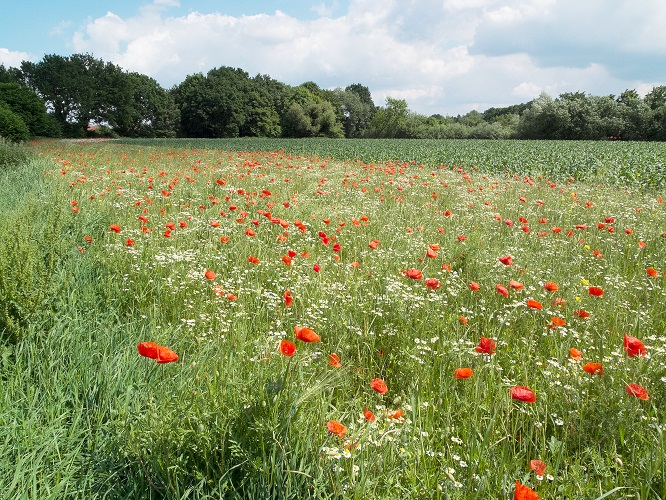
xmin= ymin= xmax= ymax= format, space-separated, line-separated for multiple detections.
xmin=370 ymin=378 xmax=388 ymax=395
xmin=543 ymin=281 xmax=558 ymax=292
xmin=646 ymin=267 xmax=658 ymax=277
xmin=247 ymin=255 xmax=259 ymax=264
xmin=530 ymin=459 xmax=547 ymax=476
xmin=549 ymin=317 xmax=566 ymax=328
xmin=294 ymin=326 xmax=320 ymax=343
xmin=279 ymin=340 xmax=296 ymax=357
xmin=582 ymin=362 xmax=603 ymax=375
xmin=156 ymin=346 xmax=179 ymax=364
xmin=245 ymin=228 xmax=256 ymax=237
xmin=363 ymin=407 xmax=376 ymax=421
xmin=84 ymin=235 xmax=93 ymax=243
xmin=387 ymin=409 xmax=404 ymax=419
xmin=509 ymin=280 xmax=524 ymax=290
xmin=496 ymin=284 xmax=509 ymax=297
xmin=313 ymin=263 xmax=321 ymax=273
xmin=625 ymin=383 xmax=649 ymax=400
xmin=283 ymin=290 xmax=293 ymax=307
xmin=459 ymin=315 xmax=468 ymax=325
xmin=326 ymin=420 xmax=347 ymax=438
xmin=137 ymin=341 xmax=160 ymax=359
xmin=454 ymin=367 xmax=474 ymax=379
xmin=624 ymin=334 xmax=647 ymax=358
xmin=333 ymin=243 xmax=341 ymax=253
xmin=510 ymin=386 xmax=536 ymax=403
xmin=126 ymin=238 xmax=135 ymax=247
xmin=426 ymin=247 xmax=438 ymax=259
xmin=573 ymin=309 xmax=590 ymax=318
xmin=204 ymin=269 xmax=216 ymax=280
xmin=469 ymin=282 xmax=480 ymax=291
xmin=109 ymin=224 xmax=121 ymax=233
xmin=588 ymin=286 xmax=604 ymax=297
xmin=526 ymin=299 xmax=543 ymax=310
xmin=569 ymin=348 xmax=583 ymax=360
xmin=404 ymin=268 xmax=423 ymax=280
xmin=475 ymin=337 xmax=496 ymax=355
xmin=425 ymin=278 xmax=441 ymax=290
xmin=282 ymin=255 xmax=292 ymax=266
xmin=515 ymin=480 xmax=540 ymax=500
xmin=328 ymin=353 xmax=342 ymax=368
xmin=369 ymin=239 xmax=380 ymax=249
xmin=499 ymin=255 xmax=513 ymax=266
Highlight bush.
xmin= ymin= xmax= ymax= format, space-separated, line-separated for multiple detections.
xmin=0 ymin=135 xmax=31 ymax=169
xmin=0 ymin=104 xmax=29 ymax=142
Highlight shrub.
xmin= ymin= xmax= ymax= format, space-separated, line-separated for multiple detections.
xmin=0 ymin=104 xmax=29 ymax=142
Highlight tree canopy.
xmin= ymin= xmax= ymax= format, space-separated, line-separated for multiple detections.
xmin=2 ymin=55 xmax=666 ymax=141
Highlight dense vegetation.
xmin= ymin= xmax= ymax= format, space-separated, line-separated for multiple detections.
xmin=0 ymin=139 xmax=665 ymax=498
xmin=2 ymin=54 xmax=666 ymax=141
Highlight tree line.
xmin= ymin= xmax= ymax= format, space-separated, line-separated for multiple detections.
xmin=1 ymin=53 xmax=665 ymax=141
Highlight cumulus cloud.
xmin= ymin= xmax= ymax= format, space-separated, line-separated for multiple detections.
xmin=66 ymin=0 xmax=665 ymax=115
xmin=0 ymin=48 xmax=33 ymax=67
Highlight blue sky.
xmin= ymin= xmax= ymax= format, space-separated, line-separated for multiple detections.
xmin=2 ymin=0 xmax=665 ymax=115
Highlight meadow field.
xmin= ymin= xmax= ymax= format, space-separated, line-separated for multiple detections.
xmin=1 ymin=138 xmax=665 ymax=499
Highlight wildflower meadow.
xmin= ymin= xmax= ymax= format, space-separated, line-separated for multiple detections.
xmin=0 ymin=138 xmax=665 ymax=499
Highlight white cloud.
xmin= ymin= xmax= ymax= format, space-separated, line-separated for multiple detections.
xmin=65 ymin=0 xmax=665 ymax=115
xmin=0 ymin=48 xmax=32 ymax=67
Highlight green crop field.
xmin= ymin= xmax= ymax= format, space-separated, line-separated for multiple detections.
xmin=1 ymin=138 xmax=665 ymax=499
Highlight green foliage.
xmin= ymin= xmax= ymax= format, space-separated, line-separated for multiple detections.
xmin=0 ymin=136 xmax=32 ymax=169
xmin=0 ymin=104 xmax=29 ymax=142
xmin=0 ymin=82 xmax=61 ymax=137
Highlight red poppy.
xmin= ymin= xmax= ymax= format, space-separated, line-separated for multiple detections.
xmin=404 ymin=268 xmax=423 ymax=280
xmin=204 ymin=269 xmax=216 ymax=280
xmin=549 ymin=317 xmax=566 ymax=328
xmin=454 ymin=367 xmax=474 ymax=379
xmin=510 ymin=386 xmax=536 ymax=403
xmin=625 ymin=383 xmax=649 ymax=400
xmin=245 ymin=228 xmax=256 ymax=237
xmin=588 ymin=286 xmax=604 ymax=297
xmin=425 ymin=278 xmax=441 ymax=290
xmin=109 ymin=224 xmax=121 ymax=233
xmin=530 ymin=459 xmax=547 ymax=476
xmin=84 ymin=235 xmax=93 ymax=243
xmin=328 ymin=353 xmax=342 ymax=368
xmin=646 ymin=267 xmax=658 ymax=277
xmin=582 ymin=362 xmax=603 ymax=375
xmin=370 ymin=378 xmax=388 ymax=395
xmin=543 ymin=281 xmax=558 ymax=292
xmin=499 ymin=255 xmax=513 ymax=266
xmin=496 ymin=284 xmax=509 ymax=297
xmin=569 ymin=348 xmax=583 ymax=360
xmin=283 ymin=290 xmax=293 ymax=307
xmin=573 ymin=309 xmax=590 ymax=318
xmin=294 ymin=326 xmax=321 ymax=343
xmin=526 ymin=299 xmax=543 ymax=310
xmin=510 ymin=280 xmax=524 ymax=290
xmin=313 ymin=263 xmax=321 ymax=272
xmin=247 ymin=255 xmax=259 ymax=264
xmin=469 ymin=282 xmax=480 ymax=291
xmin=459 ymin=315 xmax=468 ymax=325
xmin=156 ymin=346 xmax=179 ymax=364
xmin=368 ymin=239 xmax=380 ymax=249
xmin=624 ymin=334 xmax=647 ymax=358
xmin=137 ymin=341 xmax=160 ymax=359
xmin=279 ymin=340 xmax=296 ymax=357
xmin=387 ymin=409 xmax=404 ymax=419
xmin=326 ymin=420 xmax=347 ymax=438
xmin=363 ymin=407 xmax=376 ymax=421
xmin=282 ymin=254 xmax=292 ymax=266
xmin=126 ymin=238 xmax=135 ymax=247
xmin=426 ymin=247 xmax=438 ymax=259
xmin=515 ymin=480 xmax=540 ymax=500
xmin=475 ymin=337 xmax=496 ymax=355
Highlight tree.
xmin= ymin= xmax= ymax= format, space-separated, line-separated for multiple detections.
xmin=0 ymin=82 xmax=60 ymax=137
xmin=0 ymin=103 xmax=30 ymax=142
xmin=21 ymin=53 xmax=131 ymax=137
xmin=367 ymin=97 xmax=409 ymax=138
xmin=335 ymin=84 xmax=376 ymax=138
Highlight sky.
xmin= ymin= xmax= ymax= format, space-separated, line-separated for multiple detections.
xmin=1 ymin=0 xmax=665 ymax=116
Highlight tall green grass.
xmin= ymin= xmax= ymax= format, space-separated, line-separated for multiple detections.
xmin=0 ymin=140 xmax=664 ymax=498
